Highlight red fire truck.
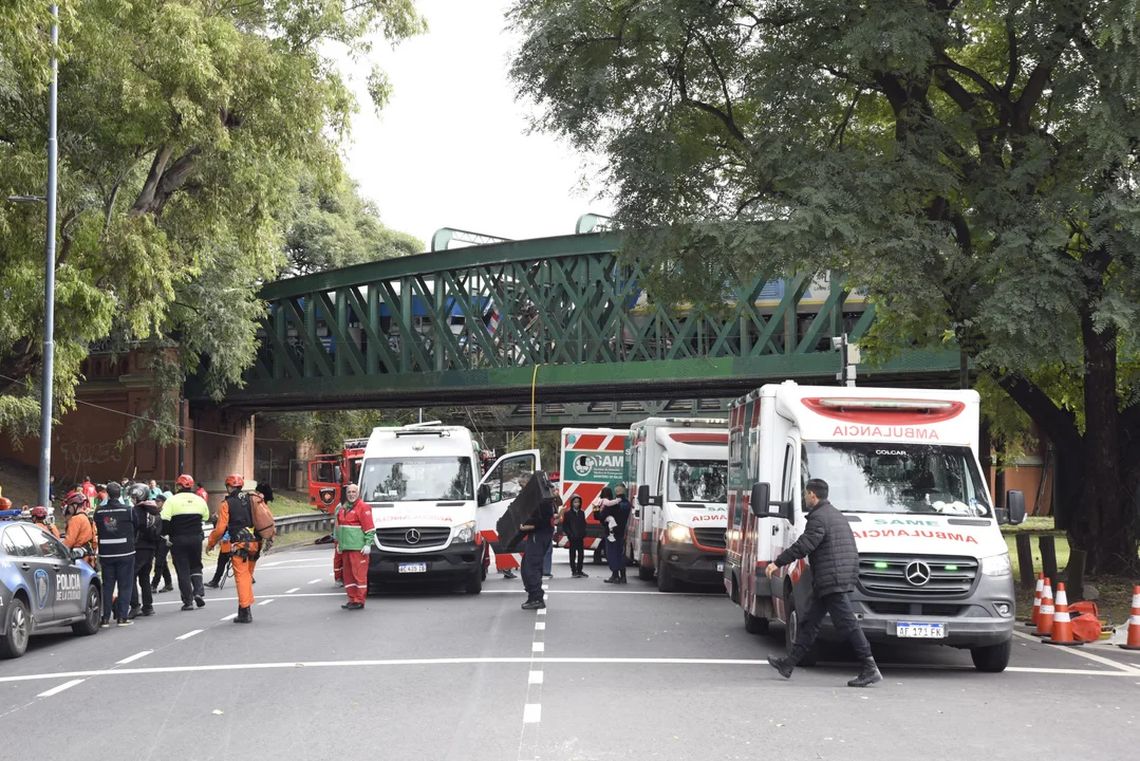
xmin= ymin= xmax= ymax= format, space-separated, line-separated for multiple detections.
xmin=307 ymin=438 xmax=367 ymax=513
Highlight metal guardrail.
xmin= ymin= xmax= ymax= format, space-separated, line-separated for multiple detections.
xmin=274 ymin=512 xmax=332 ymax=535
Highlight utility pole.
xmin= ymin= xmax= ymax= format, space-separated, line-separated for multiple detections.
xmin=38 ymin=4 xmax=60 ymax=509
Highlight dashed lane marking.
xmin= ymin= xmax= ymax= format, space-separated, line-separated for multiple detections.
xmin=175 ymin=629 xmax=203 ymax=641
xmin=531 ymin=642 xmax=544 ymax=653
xmin=258 ymin=599 xmax=274 ymax=606
xmin=220 ymin=613 xmax=237 ymax=621
xmin=1012 ymin=631 xmax=1140 ymax=674
xmin=285 ymin=587 xmax=300 ymax=594
xmin=0 ymin=657 xmax=1135 ymax=685
xmin=153 ymin=592 xmax=340 ymax=607
xmin=528 ymin=670 xmax=543 ymax=685
xmin=522 ymin=704 xmax=542 ymax=723
xmin=307 ymin=579 xmax=323 ymax=585
xmin=37 ymin=679 xmax=85 ymax=697
xmin=115 ymin=650 xmax=153 ymax=665
xmin=535 ymin=622 xmax=546 ymax=631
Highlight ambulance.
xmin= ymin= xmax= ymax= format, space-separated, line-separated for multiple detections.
xmin=627 ymin=418 xmax=729 ymax=592
xmin=557 ymin=428 xmax=630 ymax=563
xmin=725 ymin=382 xmax=1024 ymax=672
xmin=358 ymin=422 xmax=541 ymax=593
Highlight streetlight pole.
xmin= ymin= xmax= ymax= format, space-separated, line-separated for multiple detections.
xmin=38 ymin=4 xmax=59 ymax=508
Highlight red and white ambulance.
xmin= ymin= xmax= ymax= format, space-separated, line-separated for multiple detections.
xmin=725 ymin=382 xmax=1024 ymax=672
xmin=558 ymin=427 xmax=630 ymax=563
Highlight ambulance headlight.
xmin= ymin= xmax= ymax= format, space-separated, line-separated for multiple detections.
xmin=981 ymin=553 xmax=1012 ymax=577
xmin=665 ymin=522 xmax=692 ymax=544
xmin=454 ymin=521 xmax=477 ymax=543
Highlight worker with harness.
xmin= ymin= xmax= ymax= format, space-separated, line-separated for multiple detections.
xmin=208 ymin=474 xmax=271 ymax=624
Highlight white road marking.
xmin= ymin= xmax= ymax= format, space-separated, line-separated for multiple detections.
xmin=535 ymin=622 xmax=546 ymax=631
xmin=1012 ymin=631 xmax=1140 ymax=674
xmin=532 ymin=642 xmax=544 ymax=653
xmin=115 ymin=650 xmax=153 ymax=665
xmin=153 ymin=592 xmax=340 ymax=607
xmin=482 ymin=589 xmax=709 ymax=596
xmin=259 ymin=558 xmax=333 ymax=567
xmin=528 ymin=670 xmax=544 ymax=684
xmin=258 ymin=599 xmax=274 ymax=606
xmin=307 ymin=579 xmax=323 ymax=585
xmin=285 ymin=587 xmax=300 ymax=594
xmin=175 ymin=629 xmax=203 ymax=641
xmin=536 ymin=608 xmax=546 ymax=616
xmin=37 ymin=679 xmax=85 ymax=697
xmin=220 ymin=613 xmax=237 ymax=621
xmin=523 ymin=703 xmax=542 ymax=723
xmin=1 ymin=656 xmax=1135 ymax=684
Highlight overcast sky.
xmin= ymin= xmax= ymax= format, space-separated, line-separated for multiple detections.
xmin=334 ymin=0 xmax=613 ymax=248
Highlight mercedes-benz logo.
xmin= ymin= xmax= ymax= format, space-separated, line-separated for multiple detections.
xmin=904 ymin=561 xmax=932 ymax=586
xmin=405 ymin=528 xmax=421 ymax=545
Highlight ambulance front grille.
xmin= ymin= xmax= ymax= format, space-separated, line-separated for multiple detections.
xmin=857 ymin=554 xmax=978 ymax=598
xmin=692 ymin=528 xmax=726 ymax=550
xmin=376 ymin=526 xmax=451 ymax=549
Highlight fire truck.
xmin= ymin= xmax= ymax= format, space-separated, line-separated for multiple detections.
xmin=307 ymin=438 xmax=368 ymax=513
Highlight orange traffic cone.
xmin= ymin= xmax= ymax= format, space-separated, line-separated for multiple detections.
xmin=1120 ymin=585 xmax=1140 ymax=652
xmin=1026 ymin=573 xmax=1044 ymax=627
xmin=1045 ymin=583 xmax=1082 ymax=646
xmin=1034 ymin=578 xmax=1054 ymax=638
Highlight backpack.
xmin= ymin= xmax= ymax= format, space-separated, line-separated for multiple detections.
xmin=143 ymin=509 xmax=164 ymax=544
xmin=250 ymin=492 xmax=276 ymax=540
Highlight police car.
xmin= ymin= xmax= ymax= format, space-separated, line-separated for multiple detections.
xmin=0 ymin=510 xmax=102 ymax=658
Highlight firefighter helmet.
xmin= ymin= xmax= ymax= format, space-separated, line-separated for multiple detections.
xmin=175 ymin=474 xmax=195 ymax=490
xmin=225 ymin=474 xmax=245 ymax=490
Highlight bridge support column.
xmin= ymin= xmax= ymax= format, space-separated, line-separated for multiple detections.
xmin=189 ymin=405 xmax=255 ymax=494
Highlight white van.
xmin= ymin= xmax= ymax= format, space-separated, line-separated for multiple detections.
xmin=358 ymin=422 xmax=540 ymax=592
xmin=627 ymin=418 xmax=729 ymax=592
xmin=725 ymin=382 xmax=1024 ymax=672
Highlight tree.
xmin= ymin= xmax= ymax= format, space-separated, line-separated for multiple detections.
xmin=0 ymin=1 xmax=424 ymax=432
xmin=508 ymin=0 xmax=1140 ymax=573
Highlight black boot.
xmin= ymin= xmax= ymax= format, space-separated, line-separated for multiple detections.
xmin=768 ymin=655 xmax=795 ymax=679
xmin=234 ymin=606 xmax=252 ymax=624
xmin=847 ymin=657 xmax=882 ymax=687
xmin=603 ymin=574 xmax=618 ymax=583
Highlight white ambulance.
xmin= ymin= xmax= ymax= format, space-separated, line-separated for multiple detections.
xmin=627 ymin=418 xmax=729 ymax=592
xmin=725 ymin=382 xmax=1024 ymax=672
xmin=358 ymin=422 xmax=540 ymax=592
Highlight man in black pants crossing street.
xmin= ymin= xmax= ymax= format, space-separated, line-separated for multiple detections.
xmin=161 ymin=474 xmax=210 ymax=611
xmin=560 ymin=495 xmax=588 ymax=578
xmin=520 ymin=491 xmax=557 ymax=610
xmin=766 ymin=478 xmax=882 ymax=688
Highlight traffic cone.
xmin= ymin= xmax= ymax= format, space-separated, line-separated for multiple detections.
xmin=1034 ymin=578 xmax=1054 ymax=638
xmin=1119 ymin=585 xmax=1140 ymax=652
xmin=1045 ymin=583 xmax=1082 ymax=646
xmin=1025 ymin=573 xmax=1044 ymax=626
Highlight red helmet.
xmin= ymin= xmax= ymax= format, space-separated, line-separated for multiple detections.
xmin=175 ymin=474 xmax=195 ymax=489
xmin=65 ymin=492 xmax=88 ymax=506
xmin=0 ymin=497 xmax=11 ymax=510
xmin=31 ymin=506 xmax=48 ymax=519
xmin=225 ymin=474 xmax=245 ymax=489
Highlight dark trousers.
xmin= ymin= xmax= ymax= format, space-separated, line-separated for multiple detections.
xmin=170 ymin=535 xmax=205 ymax=604
xmin=605 ymin=536 xmax=625 ymax=577
xmin=100 ymin=556 xmax=135 ymax=621
xmin=521 ymin=533 xmax=550 ymax=602
xmin=151 ymin=540 xmax=172 ymax=588
xmin=791 ymin=591 xmax=873 ymax=662
xmin=210 ymin=551 xmax=231 ymax=585
xmin=567 ymin=537 xmax=585 ymax=575
xmin=133 ymin=548 xmax=155 ymax=611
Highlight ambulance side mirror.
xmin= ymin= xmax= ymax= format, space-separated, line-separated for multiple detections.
xmin=477 ymin=483 xmax=492 ymax=507
xmin=637 ymin=484 xmax=650 ymax=507
xmin=749 ymin=483 xmax=771 ymax=518
xmin=1004 ymin=490 xmax=1026 ymax=525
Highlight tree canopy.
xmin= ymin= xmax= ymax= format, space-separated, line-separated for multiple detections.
xmin=0 ymin=0 xmax=424 ymax=433
xmin=509 ymin=0 xmax=1140 ymax=572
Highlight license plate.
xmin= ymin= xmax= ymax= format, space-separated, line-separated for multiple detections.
xmin=896 ymin=622 xmax=945 ymax=639
xmin=398 ymin=562 xmax=427 ymax=574
xmin=716 ymin=562 xmax=724 ymax=572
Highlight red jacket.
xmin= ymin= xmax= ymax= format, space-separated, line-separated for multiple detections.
xmin=333 ymin=499 xmax=375 ymax=551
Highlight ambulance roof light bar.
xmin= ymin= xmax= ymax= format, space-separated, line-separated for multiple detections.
xmin=653 ymin=417 xmax=729 ymax=426
xmin=815 ymin=398 xmax=955 ymax=411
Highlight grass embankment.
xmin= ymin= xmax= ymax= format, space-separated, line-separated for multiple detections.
xmin=1000 ymin=517 xmax=1137 ymax=626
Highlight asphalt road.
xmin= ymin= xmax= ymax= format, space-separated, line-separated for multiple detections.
xmin=2 ymin=545 xmax=1138 ymax=761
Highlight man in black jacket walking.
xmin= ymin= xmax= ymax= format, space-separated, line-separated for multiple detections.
xmin=94 ymin=482 xmax=137 ymax=627
xmin=765 ymin=478 xmax=882 ymax=687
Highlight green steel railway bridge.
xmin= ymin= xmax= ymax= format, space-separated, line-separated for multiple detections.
xmin=206 ymin=228 xmax=960 ymax=429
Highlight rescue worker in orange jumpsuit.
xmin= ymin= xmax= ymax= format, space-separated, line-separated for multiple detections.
xmin=63 ymin=493 xmax=98 ymax=569
xmin=30 ymin=506 xmax=60 ymax=538
xmin=334 ymin=483 xmax=374 ymax=610
xmin=207 ymin=474 xmax=262 ymax=624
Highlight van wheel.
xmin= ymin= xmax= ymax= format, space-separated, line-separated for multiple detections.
xmin=637 ymin=563 xmax=655 ymax=581
xmin=72 ymin=585 xmax=101 ymax=636
xmin=0 ymin=597 xmax=30 ymax=659
xmin=784 ymin=595 xmax=816 ymax=666
xmin=744 ymin=608 xmax=769 ymax=635
xmin=656 ymin=550 xmax=679 ymax=593
xmin=465 ymin=567 xmax=483 ymax=595
xmin=970 ymin=641 xmax=1011 ymax=672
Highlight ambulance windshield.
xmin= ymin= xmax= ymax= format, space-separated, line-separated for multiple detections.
xmin=359 ymin=457 xmax=474 ymax=502
xmin=668 ymin=460 xmax=728 ymax=503
xmin=803 ymin=442 xmax=992 ymax=517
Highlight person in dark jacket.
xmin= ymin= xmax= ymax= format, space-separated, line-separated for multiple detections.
xmin=127 ymin=483 xmax=162 ymax=618
xmin=560 ymin=495 xmax=589 ymax=578
xmin=150 ymin=491 xmax=174 ymax=594
xmin=94 ymin=482 xmax=137 ymax=627
xmin=597 ymin=485 xmax=630 ymax=584
xmin=765 ymin=478 xmax=881 ymax=687
xmin=520 ymin=492 xmax=557 ymax=610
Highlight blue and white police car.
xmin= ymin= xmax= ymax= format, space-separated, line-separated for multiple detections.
xmin=0 ymin=510 xmax=102 ymax=658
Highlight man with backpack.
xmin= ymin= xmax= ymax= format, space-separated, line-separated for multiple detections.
xmin=127 ymin=482 xmax=163 ymax=618
xmin=207 ymin=474 xmax=273 ymax=624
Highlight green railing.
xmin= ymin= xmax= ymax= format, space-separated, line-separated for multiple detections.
xmin=221 ymin=232 xmax=959 ymax=409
